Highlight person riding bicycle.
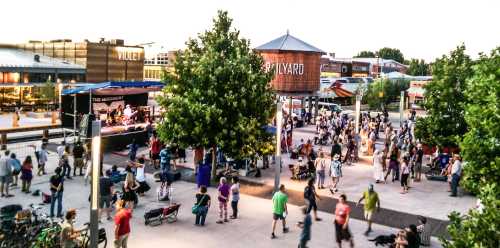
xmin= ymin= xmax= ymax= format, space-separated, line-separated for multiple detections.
xmin=60 ymin=208 xmax=82 ymax=248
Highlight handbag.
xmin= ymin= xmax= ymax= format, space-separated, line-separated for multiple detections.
xmin=191 ymin=194 xmax=207 ymax=214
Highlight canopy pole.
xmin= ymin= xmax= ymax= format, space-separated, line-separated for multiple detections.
xmin=89 ymin=90 xmax=92 ymax=115
xmin=74 ymin=93 xmax=77 ymax=142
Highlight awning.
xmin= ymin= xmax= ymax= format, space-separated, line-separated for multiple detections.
xmin=62 ymin=81 xmax=164 ymax=95
xmin=407 ymin=87 xmax=425 ymax=98
xmin=324 ymin=83 xmax=354 ymax=98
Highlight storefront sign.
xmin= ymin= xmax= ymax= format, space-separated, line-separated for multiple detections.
xmin=115 ymin=47 xmax=143 ymax=61
xmin=92 ymin=96 xmax=124 ymax=103
xmin=264 ymin=62 xmax=304 ymax=76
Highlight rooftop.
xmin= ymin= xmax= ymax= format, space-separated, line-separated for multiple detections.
xmin=330 ymin=57 xmax=408 ymax=67
xmin=0 ymin=48 xmax=85 ymax=73
xmin=255 ymin=32 xmax=325 ymax=54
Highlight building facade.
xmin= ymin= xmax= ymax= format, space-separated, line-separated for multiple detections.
xmin=0 ymin=48 xmax=85 ymax=111
xmin=144 ymin=51 xmax=176 ymax=81
xmin=320 ymin=57 xmax=370 ymax=78
xmin=4 ymin=39 xmax=145 ymax=82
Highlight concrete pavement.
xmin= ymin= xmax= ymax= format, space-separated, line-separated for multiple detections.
xmin=0 ymin=159 xmax=443 ymax=248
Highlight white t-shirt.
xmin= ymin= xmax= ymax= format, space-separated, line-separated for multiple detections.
xmin=57 ymin=145 xmax=65 ymax=158
xmin=136 ymin=166 xmax=145 ymax=182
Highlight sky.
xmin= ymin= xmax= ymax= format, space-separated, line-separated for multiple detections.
xmin=1 ymin=0 xmax=499 ymax=62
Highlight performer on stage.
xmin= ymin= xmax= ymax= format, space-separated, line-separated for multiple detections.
xmin=124 ymin=104 xmax=133 ymax=119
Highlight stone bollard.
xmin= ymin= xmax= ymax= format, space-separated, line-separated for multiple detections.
xmin=12 ymin=113 xmax=19 ymax=128
xmin=51 ymin=112 xmax=57 ymax=124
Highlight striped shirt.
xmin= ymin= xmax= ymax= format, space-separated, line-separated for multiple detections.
xmin=417 ymin=223 xmax=431 ymax=246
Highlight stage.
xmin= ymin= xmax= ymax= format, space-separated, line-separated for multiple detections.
xmin=98 ymin=123 xmax=150 ymax=152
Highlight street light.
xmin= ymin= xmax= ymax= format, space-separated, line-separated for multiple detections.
xmin=274 ymin=102 xmax=282 ymax=193
xmin=355 ymin=94 xmax=362 ymax=134
xmin=90 ymin=121 xmax=101 ymax=248
xmin=399 ymin=91 xmax=405 ymax=127
xmin=58 ymin=82 xmax=66 ymax=142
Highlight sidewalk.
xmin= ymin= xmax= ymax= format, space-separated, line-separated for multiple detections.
xmin=246 ymin=124 xmax=476 ymax=221
xmin=0 ymin=161 xmax=443 ymax=248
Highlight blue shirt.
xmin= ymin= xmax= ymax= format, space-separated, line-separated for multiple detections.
xmin=160 ymin=148 xmax=171 ymax=165
xmin=11 ymin=158 xmax=21 ymax=172
xmin=300 ymin=213 xmax=312 ymax=241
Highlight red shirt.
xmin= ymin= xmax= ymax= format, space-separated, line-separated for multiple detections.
xmin=150 ymin=138 xmax=161 ymax=154
xmin=334 ymin=202 xmax=350 ymax=225
xmin=115 ymin=209 xmax=132 ymax=236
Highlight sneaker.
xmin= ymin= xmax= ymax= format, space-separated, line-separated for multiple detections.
xmin=283 ymin=227 xmax=289 ymax=233
xmin=271 ymin=233 xmax=276 ymax=239
xmin=223 ymin=219 xmax=229 ymax=222
xmin=315 ymin=218 xmax=322 ymax=221
xmin=229 ymin=216 xmax=236 ymax=219
xmin=329 ymin=189 xmax=335 ymax=195
xmin=216 ymin=220 xmax=223 ymax=224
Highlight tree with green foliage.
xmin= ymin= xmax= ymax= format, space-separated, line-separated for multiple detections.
xmin=407 ymin=58 xmax=430 ymax=76
xmin=415 ymin=44 xmax=473 ymax=147
xmin=377 ymin=47 xmax=405 ymax=64
xmin=40 ymin=77 xmax=56 ymax=110
xmin=354 ymin=50 xmax=376 ymax=58
xmin=157 ymin=10 xmax=275 ymax=179
xmin=459 ymin=47 xmax=500 ymax=195
xmin=442 ymin=183 xmax=499 ymax=248
xmin=364 ymin=78 xmax=409 ymax=110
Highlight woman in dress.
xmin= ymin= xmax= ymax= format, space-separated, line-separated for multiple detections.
xmin=122 ymin=166 xmax=139 ymax=209
xmin=329 ymin=154 xmax=342 ymax=193
xmin=373 ymin=149 xmax=385 ymax=183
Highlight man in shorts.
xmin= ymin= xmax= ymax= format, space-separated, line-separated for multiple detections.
xmin=415 ymin=143 xmax=424 ymax=182
xmin=149 ymin=133 xmax=161 ymax=169
xmin=271 ymin=184 xmax=289 ymax=239
xmin=99 ymin=170 xmax=114 ymax=222
xmin=357 ymin=184 xmax=380 ymax=235
xmin=72 ymin=141 xmax=85 ymax=176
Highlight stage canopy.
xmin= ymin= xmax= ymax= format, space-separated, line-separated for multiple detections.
xmin=62 ymin=81 xmax=164 ymax=95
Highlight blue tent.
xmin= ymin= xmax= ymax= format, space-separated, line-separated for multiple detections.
xmin=62 ymin=81 xmax=164 ymax=95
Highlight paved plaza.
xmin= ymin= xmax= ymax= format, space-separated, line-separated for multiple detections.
xmin=1 ymin=155 xmax=444 ymax=248
xmin=0 ymin=112 xmax=476 ymax=247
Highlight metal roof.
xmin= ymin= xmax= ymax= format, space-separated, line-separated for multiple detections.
xmin=62 ymin=81 xmax=164 ymax=95
xmin=0 ymin=48 xmax=85 ymax=73
xmin=255 ymin=32 xmax=325 ymax=54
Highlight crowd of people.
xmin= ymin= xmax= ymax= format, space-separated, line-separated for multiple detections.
xmin=273 ymin=108 xmax=445 ymax=247
xmin=0 ymin=106 xmax=463 ymax=248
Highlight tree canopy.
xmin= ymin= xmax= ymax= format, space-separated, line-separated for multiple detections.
xmin=157 ymin=10 xmax=275 ymax=177
xmin=377 ymin=47 xmax=405 ymax=64
xmin=415 ymin=44 xmax=473 ymax=147
xmin=354 ymin=47 xmax=405 ymax=64
xmin=407 ymin=59 xmax=430 ymax=76
xmin=354 ymin=50 xmax=376 ymax=58
xmin=444 ymin=48 xmax=500 ymax=248
xmin=459 ymin=47 xmax=500 ymax=195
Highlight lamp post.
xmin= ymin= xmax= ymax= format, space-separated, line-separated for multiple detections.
xmin=399 ymin=91 xmax=405 ymax=127
xmin=90 ymin=121 xmax=101 ymax=248
xmin=274 ymin=102 xmax=282 ymax=192
xmin=355 ymin=94 xmax=361 ymax=134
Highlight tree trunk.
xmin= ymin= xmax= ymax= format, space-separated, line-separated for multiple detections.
xmin=211 ymin=145 xmax=217 ymax=180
